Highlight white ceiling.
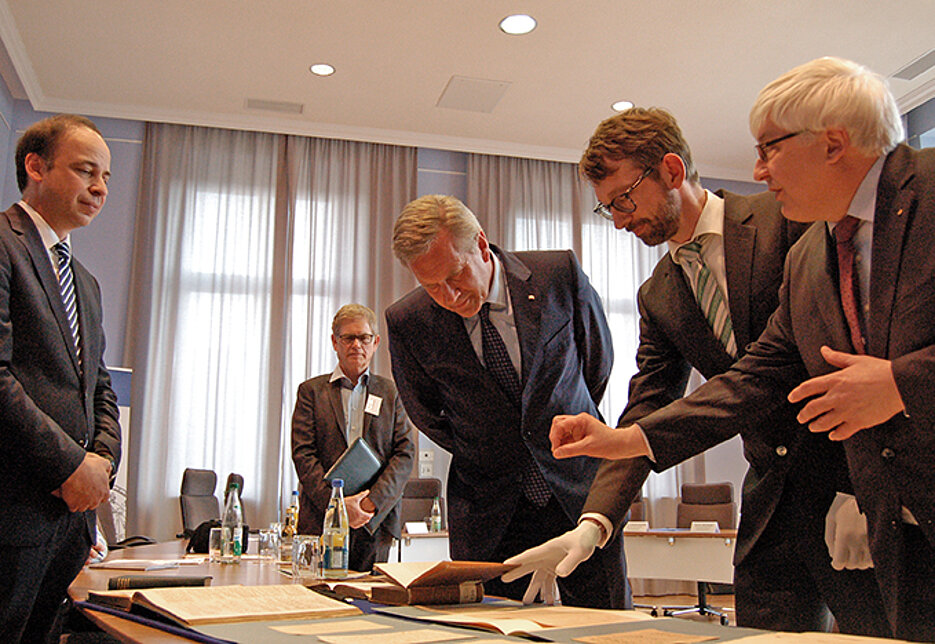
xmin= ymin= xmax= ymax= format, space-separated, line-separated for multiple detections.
xmin=1 ymin=1 xmax=933 ymax=182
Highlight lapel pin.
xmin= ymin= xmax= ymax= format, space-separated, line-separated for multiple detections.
xmin=897 ymin=208 xmax=904 ymax=215
xmin=528 ymin=294 xmax=535 ymax=300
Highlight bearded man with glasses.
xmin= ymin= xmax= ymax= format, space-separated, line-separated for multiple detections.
xmin=291 ymin=303 xmax=415 ymax=572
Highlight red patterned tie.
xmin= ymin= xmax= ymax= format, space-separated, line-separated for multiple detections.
xmin=833 ymin=216 xmax=865 ymax=354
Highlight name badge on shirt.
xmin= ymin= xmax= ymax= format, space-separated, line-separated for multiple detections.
xmin=364 ymin=394 xmax=383 ymax=416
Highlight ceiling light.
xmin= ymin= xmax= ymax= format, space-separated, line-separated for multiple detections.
xmin=612 ymin=100 xmax=634 ymax=112
xmin=309 ymin=63 xmax=335 ymax=77
xmin=499 ymin=14 xmax=536 ymax=35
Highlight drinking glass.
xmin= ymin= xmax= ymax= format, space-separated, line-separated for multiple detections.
xmin=257 ymin=528 xmax=281 ymax=561
xmin=292 ymin=534 xmax=321 ymax=583
xmin=208 ymin=526 xmax=228 ymax=563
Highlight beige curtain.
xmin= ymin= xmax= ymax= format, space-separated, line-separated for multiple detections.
xmin=125 ymin=123 xmax=416 ymax=540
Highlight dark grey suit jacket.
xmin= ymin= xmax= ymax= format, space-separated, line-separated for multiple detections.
xmin=625 ymin=145 xmax=935 ymax=627
xmin=291 ymin=372 xmax=414 ymax=539
xmin=583 ymin=191 xmax=830 ymax=566
xmin=386 ymin=247 xmax=613 ymax=560
xmin=0 ymin=203 xmax=121 ymax=546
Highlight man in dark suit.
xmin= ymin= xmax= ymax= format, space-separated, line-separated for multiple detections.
xmin=292 ymin=303 xmax=414 ymax=572
xmin=385 ymin=195 xmax=629 ymax=608
xmin=0 ymin=114 xmax=121 ymax=643
xmin=547 ymin=58 xmax=935 ymax=641
xmin=503 ymin=107 xmax=888 ymax=635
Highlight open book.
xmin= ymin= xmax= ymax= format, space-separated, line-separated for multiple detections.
xmin=362 ymin=561 xmax=515 ymax=606
xmin=85 ymin=584 xmax=360 ymax=626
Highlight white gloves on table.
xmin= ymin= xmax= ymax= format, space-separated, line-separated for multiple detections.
xmin=501 ymin=521 xmax=602 ymax=605
xmin=825 ymin=492 xmax=873 ymax=570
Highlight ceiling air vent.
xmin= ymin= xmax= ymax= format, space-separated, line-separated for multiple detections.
xmin=244 ymin=98 xmax=304 ymax=114
xmin=436 ymin=76 xmax=511 ymax=113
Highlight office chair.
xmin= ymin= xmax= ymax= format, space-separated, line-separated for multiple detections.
xmin=178 ymin=467 xmax=220 ymax=537
xmin=662 ymin=482 xmax=736 ymax=625
xmin=400 ymin=477 xmax=444 ymax=529
xmin=224 ymin=472 xmax=245 ymax=504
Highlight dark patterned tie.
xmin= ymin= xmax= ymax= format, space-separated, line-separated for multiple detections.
xmin=54 ymin=241 xmax=82 ymax=369
xmin=833 ymin=216 xmax=866 ymax=354
xmin=478 ymin=303 xmax=551 ymax=507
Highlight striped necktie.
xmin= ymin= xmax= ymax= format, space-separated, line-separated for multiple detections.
xmin=53 ymin=241 xmax=82 ymax=369
xmin=478 ymin=303 xmax=551 ymax=507
xmin=678 ymin=238 xmax=737 ymax=357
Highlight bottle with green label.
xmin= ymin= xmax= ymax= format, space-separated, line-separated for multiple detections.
xmin=221 ymin=481 xmax=243 ymax=563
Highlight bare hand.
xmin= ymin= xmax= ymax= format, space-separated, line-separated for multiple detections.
xmin=550 ymin=413 xmax=648 ymax=460
xmin=345 ymin=489 xmax=375 ymax=529
xmin=54 ymin=453 xmax=111 ymax=512
xmin=788 ymin=346 xmax=905 ymax=440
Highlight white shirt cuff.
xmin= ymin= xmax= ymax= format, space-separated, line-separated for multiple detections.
xmin=579 ymin=513 xmax=614 ymax=548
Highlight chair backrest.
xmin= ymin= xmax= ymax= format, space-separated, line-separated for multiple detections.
xmin=628 ymin=490 xmax=646 ymax=523
xmin=676 ymin=482 xmax=736 ymax=530
xmin=224 ymin=472 xmax=245 ymax=504
xmin=179 ymin=468 xmax=219 ymax=534
xmin=400 ymin=477 xmax=444 ymax=529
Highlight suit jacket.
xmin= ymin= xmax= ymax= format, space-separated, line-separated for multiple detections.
xmin=0 ymin=203 xmax=121 ymax=546
xmin=386 ymin=247 xmax=613 ymax=560
xmin=583 ymin=191 xmax=835 ymax=566
xmin=291 ymin=372 xmax=414 ymax=539
xmin=627 ymin=145 xmax=935 ymax=625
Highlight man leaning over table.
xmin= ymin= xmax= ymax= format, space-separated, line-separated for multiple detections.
xmin=511 ymin=57 xmax=935 ymax=642
xmin=0 ymin=114 xmax=121 ymax=643
xmin=384 ymin=195 xmax=630 ymax=608
xmin=291 ymin=303 xmax=415 ymax=572
xmin=504 ymin=105 xmax=888 ymax=636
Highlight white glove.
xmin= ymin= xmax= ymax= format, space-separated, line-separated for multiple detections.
xmin=501 ymin=521 xmax=601 ymax=605
xmin=825 ymin=492 xmax=873 ymax=571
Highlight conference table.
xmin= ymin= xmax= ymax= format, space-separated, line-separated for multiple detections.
xmin=71 ymin=536 xmax=904 ymax=644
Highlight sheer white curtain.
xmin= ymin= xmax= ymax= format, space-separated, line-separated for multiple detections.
xmin=126 ymin=123 xmax=415 ymax=539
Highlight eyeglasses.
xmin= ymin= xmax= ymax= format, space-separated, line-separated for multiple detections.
xmin=593 ymin=167 xmax=654 ymax=220
xmin=337 ymin=333 xmax=374 ymax=346
xmin=755 ymin=131 xmax=805 ymax=162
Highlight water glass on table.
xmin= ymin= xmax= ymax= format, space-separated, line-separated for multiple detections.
xmin=208 ymin=526 xmax=229 ymax=563
xmin=257 ymin=527 xmax=281 ymax=561
xmin=292 ymin=534 xmax=322 ymax=583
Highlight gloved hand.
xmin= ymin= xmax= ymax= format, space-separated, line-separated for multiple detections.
xmin=825 ymin=492 xmax=873 ymax=570
xmin=501 ymin=521 xmax=602 ymax=605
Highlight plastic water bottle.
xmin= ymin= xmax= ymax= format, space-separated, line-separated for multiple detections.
xmin=430 ymin=496 xmax=442 ymax=532
xmin=322 ymin=479 xmax=349 ymax=577
xmin=221 ymin=481 xmax=244 ymax=563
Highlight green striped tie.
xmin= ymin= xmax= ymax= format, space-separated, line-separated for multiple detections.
xmin=678 ymin=239 xmax=737 ymax=357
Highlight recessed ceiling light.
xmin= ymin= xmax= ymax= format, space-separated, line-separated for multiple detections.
xmin=309 ymin=63 xmax=335 ymax=76
xmin=499 ymin=14 xmax=536 ymax=35
xmin=612 ymin=100 xmax=634 ymax=112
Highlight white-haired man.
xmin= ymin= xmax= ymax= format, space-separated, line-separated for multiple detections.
xmin=524 ymin=57 xmax=935 ymax=641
